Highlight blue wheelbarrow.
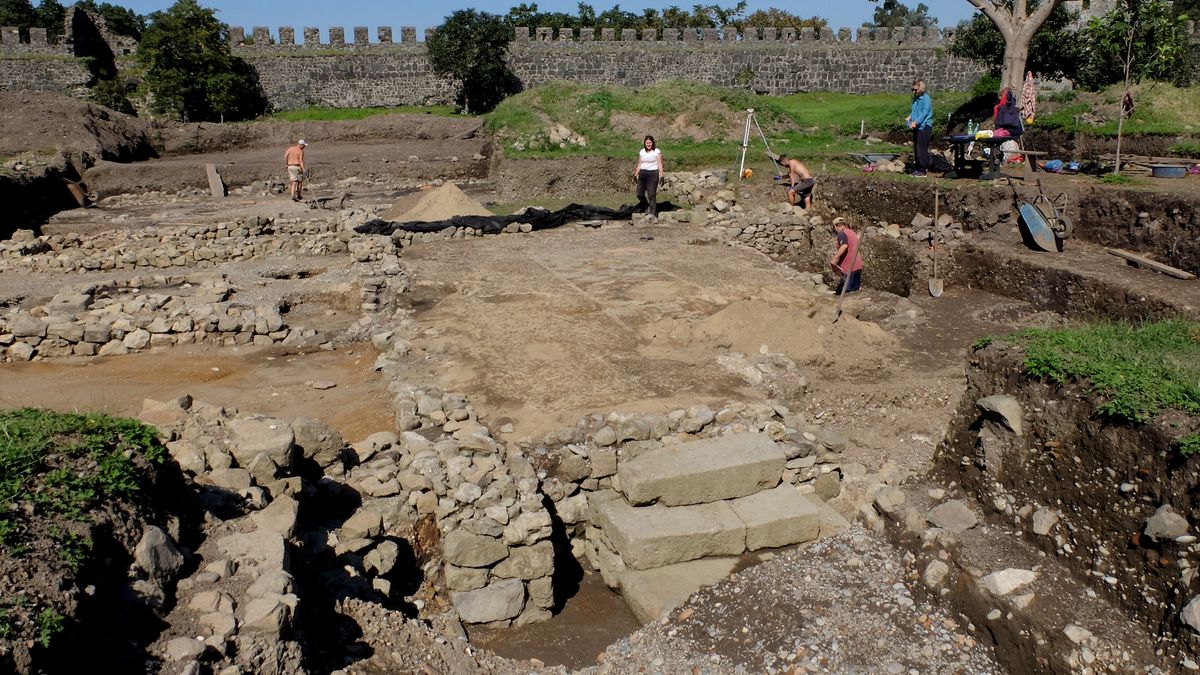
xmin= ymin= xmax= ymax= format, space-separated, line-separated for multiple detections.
xmin=1008 ymin=178 xmax=1072 ymax=252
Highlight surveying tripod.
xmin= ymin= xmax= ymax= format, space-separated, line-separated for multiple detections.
xmin=737 ymin=108 xmax=782 ymax=180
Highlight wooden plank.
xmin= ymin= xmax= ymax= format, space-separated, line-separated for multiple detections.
xmin=205 ymin=163 xmax=227 ymax=198
xmin=1105 ymin=247 xmax=1196 ymax=280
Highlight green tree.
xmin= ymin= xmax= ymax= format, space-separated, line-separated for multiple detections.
xmin=428 ymin=9 xmax=520 ymax=113
xmin=1083 ymin=0 xmax=1190 ymax=173
xmin=0 ymin=0 xmax=36 ymax=34
xmin=744 ymin=9 xmax=827 ymax=31
xmin=868 ymin=0 xmax=938 ymax=28
xmin=75 ymin=0 xmax=145 ymax=39
xmin=34 ymin=0 xmax=65 ymax=42
xmin=137 ymin=0 xmax=260 ymax=121
xmin=949 ymin=2 xmax=1083 ymax=82
xmin=1078 ymin=0 xmax=1189 ymax=88
xmin=964 ymin=0 xmax=1069 ymax=93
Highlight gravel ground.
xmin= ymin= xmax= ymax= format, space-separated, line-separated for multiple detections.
xmin=596 ymin=526 xmax=1000 ymax=675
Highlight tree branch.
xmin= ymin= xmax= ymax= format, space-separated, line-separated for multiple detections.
xmin=967 ymin=0 xmax=1015 ymax=38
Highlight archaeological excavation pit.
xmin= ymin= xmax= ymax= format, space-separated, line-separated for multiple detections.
xmin=2 ymin=110 xmax=1200 ymax=674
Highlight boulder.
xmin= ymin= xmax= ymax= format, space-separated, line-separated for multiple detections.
xmin=227 ymin=416 xmax=296 ymax=472
xmin=976 ymin=395 xmax=1023 ymax=435
xmin=981 ymin=568 xmax=1037 ymax=596
xmin=292 ymin=416 xmax=345 ymax=467
xmin=135 ymin=526 xmax=185 ymax=581
xmin=926 ymin=500 xmax=977 ymax=533
xmin=493 ymin=541 xmax=555 ymax=580
xmin=451 ymin=579 xmax=526 ymax=624
xmin=1144 ymin=504 xmax=1189 ymax=542
xmin=444 ymin=530 xmax=509 ymax=568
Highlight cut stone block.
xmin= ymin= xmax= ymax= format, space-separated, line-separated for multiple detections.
xmin=728 ymin=485 xmax=821 ymax=550
xmin=619 ymin=557 xmax=739 ymax=623
xmin=618 ymin=432 xmax=785 ymax=506
xmin=591 ymin=492 xmax=745 ymax=570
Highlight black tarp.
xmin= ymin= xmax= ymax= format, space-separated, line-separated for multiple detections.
xmin=354 ymin=202 xmax=680 ymax=236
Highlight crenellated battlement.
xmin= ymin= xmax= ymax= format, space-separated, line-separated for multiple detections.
xmin=0 ymin=26 xmax=71 ymax=55
xmin=225 ymin=24 xmax=960 ymax=48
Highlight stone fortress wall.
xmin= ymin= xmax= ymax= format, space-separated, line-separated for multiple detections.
xmin=228 ymin=23 xmax=985 ymax=110
xmin=2 ymin=9 xmax=1197 ymax=110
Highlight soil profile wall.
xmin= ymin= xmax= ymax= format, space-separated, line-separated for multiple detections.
xmin=934 ymin=344 xmax=1200 ymax=660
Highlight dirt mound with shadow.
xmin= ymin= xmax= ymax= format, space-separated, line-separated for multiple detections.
xmin=0 ymin=91 xmax=155 ymax=163
xmin=384 ymin=182 xmax=493 ymax=222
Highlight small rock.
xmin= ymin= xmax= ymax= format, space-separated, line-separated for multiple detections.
xmin=976 ymin=395 xmax=1023 ymax=435
xmin=926 ymin=500 xmax=977 ymax=533
xmin=1145 ymin=504 xmax=1190 ymax=542
xmin=135 ymin=526 xmax=185 ymax=581
xmin=981 ymin=568 xmax=1037 ymax=596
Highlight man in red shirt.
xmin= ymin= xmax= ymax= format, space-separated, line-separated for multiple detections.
xmin=830 ymin=217 xmax=863 ymax=293
xmin=284 ymin=139 xmax=307 ymax=202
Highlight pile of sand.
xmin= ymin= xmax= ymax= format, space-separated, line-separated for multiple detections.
xmin=384 ymin=182 xmax=493 ymax=222
xmin=639 ymin=298 xmax=897 ymax=372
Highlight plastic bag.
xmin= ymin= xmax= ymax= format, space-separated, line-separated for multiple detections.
xmin=1043 ymin=159 xmax=1064 ymax=173
xmin=975 ymin=129 xmax=994 ymax=139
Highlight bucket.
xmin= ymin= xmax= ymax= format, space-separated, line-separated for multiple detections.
xmin=1149 ymin=164 xmax=1187 ymax=178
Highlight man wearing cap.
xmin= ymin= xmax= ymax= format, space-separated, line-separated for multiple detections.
xmin=285 ymin=139 xmax=307 ymax=202
xmin=830 ymin=217 xmax=863 ymax=293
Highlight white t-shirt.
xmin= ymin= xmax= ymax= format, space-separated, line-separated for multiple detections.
xmin=638 ymin=148 xmax=661 ymax=171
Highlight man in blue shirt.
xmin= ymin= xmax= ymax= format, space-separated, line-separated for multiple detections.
xmin=906 ymin=79 xmax=933 ymax=177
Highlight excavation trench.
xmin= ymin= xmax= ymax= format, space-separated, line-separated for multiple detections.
xmin=4 ymin=158 xmax=1200 ymax=673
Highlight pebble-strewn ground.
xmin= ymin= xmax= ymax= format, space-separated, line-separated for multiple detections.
xmin=597 ymin=527 xmax=1000 ymax=675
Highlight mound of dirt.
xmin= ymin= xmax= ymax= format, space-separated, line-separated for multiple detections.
xmin=384 ymin=182 xmax=493 ymax=222
xmin=0 ymin=91 xmax=154 ymax=163
xmin=641 ymin=298 xmax=896 ymax=372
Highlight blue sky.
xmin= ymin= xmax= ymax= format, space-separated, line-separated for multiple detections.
xmin=114 ymin=1 xmax=981 ymax=35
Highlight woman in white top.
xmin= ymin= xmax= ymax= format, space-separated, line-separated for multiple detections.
xmin=633 ymin=135 xmax=664 ymax=217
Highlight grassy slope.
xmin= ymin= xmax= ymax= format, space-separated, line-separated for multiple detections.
xmin=0 ymin=409 xmax=165 ymax=647
xmin=486 ymin=81 xmax=977 ymax=171
xmin=985 ymin=321 xmax=1200 ymax=453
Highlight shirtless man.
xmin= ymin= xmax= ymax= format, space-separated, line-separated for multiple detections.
xmin=284 ymin=139 xmax=307 ymax=202
xmin=777 ymin=154 xmax=814 ymax=208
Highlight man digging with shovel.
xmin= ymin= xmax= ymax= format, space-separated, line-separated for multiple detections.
xmin=830 ymin=217 xmax=863 ymax=294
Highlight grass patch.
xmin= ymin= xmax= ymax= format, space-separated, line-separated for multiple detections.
xmin=0 ymin=409 xmax=165 ymax=556
xmin=487 ymin=80 xmax=917 ymax=169
xmin=1006 ymin=320 xmax=1200 ymax=424
xmin=267 ymin=105 xmax=460 ymax=122
xmin=1100 ymin=173 xmax=1134 ymax=185
xmin=1035 ymin=83 xmax=1200 ymax=137
xmin=1180 ymin=433 xmax=1200 ymax=457
xmin=35 ymin=608 xmax=62 ymax=648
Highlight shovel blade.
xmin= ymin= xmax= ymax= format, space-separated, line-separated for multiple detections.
xmin=928 ymin=278 xmax=943 ymax=298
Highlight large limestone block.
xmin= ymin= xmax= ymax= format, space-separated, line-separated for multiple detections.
xmin=591 ymin=493 xmax=745 ymax=570
xmin=618 ymin=432 xmax=785 ymax=506
xmin=728 ymin=485 xmax=821 ymax=550
xmin=451 ymin=578 xmax=526 ymax=624
xmin=493 ymin=541 xmax=555 ymax=580
xmin=227 ymin=415 xmax=296 ymax=471
xmin=619 ymin=557 xmax=739 ymax=623
xmin=444 ymin=530 xmax=509 ymax=568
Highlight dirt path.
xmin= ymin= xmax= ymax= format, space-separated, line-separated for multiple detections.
xmin=0 ymin=344 xmax=392 ymax=442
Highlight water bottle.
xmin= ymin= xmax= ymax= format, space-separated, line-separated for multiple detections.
xmin=967 ymin=119 xmax=975 ymax=136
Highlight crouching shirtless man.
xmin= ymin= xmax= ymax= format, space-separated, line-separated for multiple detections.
xmin=778 ymin=154 xmax=814 ymax=208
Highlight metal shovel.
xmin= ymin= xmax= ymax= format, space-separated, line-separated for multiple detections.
xmin=928 ymin=188 xmax=944 ymax=298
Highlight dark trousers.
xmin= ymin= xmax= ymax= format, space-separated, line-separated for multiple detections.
xmin=913 ymin=126 xmax=932 ymax=172
xmin=835 ymin=269 xmax=862 ymax=294
xmin=636 ymin=169 xmax=659 ymax=215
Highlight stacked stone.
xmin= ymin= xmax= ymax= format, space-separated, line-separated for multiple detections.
xmin=139 ymin=396 xmax=332 ymax=673
xmin=379 ymin=385 xmax=557 ymax=627
xmin=0 ymin=217 xmax=348 ymax=274
xmin=0 ymin=281 xmax=326 ymax=362
xmin=513 ymin=403 xmax=851 ymax=550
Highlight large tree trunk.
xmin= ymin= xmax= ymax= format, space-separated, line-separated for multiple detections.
xmin=969 ymin=0 xmax=1063 ymax=93
xmin=1000 ymin=40 xmax=1029 ymax=92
